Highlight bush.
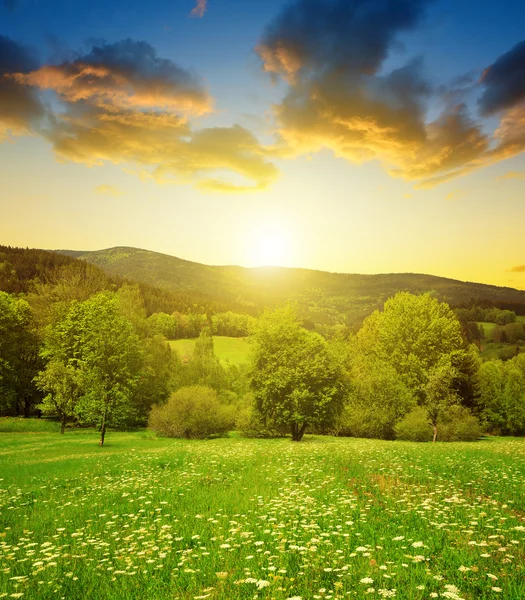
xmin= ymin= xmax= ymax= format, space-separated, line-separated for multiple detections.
xmin=333 ymin=404 xmax=402 ymax=440
xmin=394 ymin=407 xmax=433 ymax=442
xmin=395 ymin=406 xmax=483 ymax=442
xmin=438 ymin=406 xmax=483 ymax=441
xmin=148 ymin=385 xmax=234 ymax=439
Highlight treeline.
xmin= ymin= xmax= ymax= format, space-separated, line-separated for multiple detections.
xmin=0 ymin=245 xmax=254 ymax=318
xmin=2 ymin=249 xmax=525 ymax=443
xmin=148 ymin=310 xmax=256 ymax=339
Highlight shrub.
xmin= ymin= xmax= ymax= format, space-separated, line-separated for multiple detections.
xmin=395 ymin=406 xmax=483 ymax=442
xmin=394 ymin=407 xmax=433 ymax=442
xmin=438 ymin=406 xmax=483 ymax=441
xmin=148 ymin=385 xmax=234 ymax=439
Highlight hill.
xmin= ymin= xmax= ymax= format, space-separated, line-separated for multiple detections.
xmin=58 ymin=246 xmax=525 ymax=328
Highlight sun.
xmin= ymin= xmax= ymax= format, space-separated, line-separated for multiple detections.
xmin=248 ymin=223 xmax=292 ymax=267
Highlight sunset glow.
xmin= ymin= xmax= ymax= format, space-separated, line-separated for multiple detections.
xmin=1 ymin=0 xmax=525 ymax=288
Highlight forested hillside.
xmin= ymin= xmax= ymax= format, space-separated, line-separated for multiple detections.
xmin=59 ymin=246 xmax=525 ymax=329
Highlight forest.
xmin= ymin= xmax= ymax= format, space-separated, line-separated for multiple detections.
xmin=1 ymin=245 xmax=525 ymax=445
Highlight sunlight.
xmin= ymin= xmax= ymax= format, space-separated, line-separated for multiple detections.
xmin=248 ymin=223 xmax=292 ymax=267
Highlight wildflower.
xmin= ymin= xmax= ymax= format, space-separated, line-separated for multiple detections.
xmin=360 ymin=578 xmax=374 ymax=584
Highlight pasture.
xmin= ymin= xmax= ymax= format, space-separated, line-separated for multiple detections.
xmin=169 ymin=337 xmax=250 ymax=366
xmin=0 ymin=431 xmax=524 ymax=599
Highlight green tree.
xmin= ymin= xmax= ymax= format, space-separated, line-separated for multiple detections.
xmin=249 ymin=305 xmax=346 ymax=441
xmin=0 ymin=292 xmax=41 ymax=417
xmin=41 ymin=292 xmax=144 ymax=445
xmin=34 ymin=360 xmax=81 ymax=433
xmin=424 ymin=360 xmax=460 ymax=442
xmin=355 ymin=292 xmax=470 ymax=402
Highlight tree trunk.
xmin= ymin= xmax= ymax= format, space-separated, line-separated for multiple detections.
xmin=60 ymin=415 xmax=66 ymax=435
xmin=23 ymin=398 xmax=30 ymax=418
xmin=432 ymin=424 xmax=438 ymax=443
xmin=100 ymin=403 xmax=108 ymax=446
xmin=291 ymin=422 xmax=308 ymax=442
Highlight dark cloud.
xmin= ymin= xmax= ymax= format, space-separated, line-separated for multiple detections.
xmin=0 ymin=35 xmax=45 ymax=139
xmin=479 ymin=41 xmax=525 ymax=116
xmin=257 ymin=0 xmax=525 ymax=187
xmin=1 ymin=37 xmax=277 ymax=192
xmin=258 ymin=0 xmax=430 ymax=80
xmin=14 ymin=39 xmax=212 ymax=115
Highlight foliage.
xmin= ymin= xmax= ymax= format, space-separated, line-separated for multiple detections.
xmin=235 ymin=393 xmax=288 ymax=438
xmin=394 ymin=407 xmax=433 ymax=442
xmin=478 ymin=355 xmax=525 ymax=435
xmin=148 ymin=385 xmax=234 ymax=439
xmin=0 ymin=292 xmax=41 ymax=417
xmin=334 ymin=354 xmax=416 ymax=440
xmin=355 ymin=292 xmax=467 ymax=400
xmin=40 ymin=292 xmax=145 ymax=444
xmin=438 ymin=406 xmax=483 ymax=442
xmin=249 ymin=305 xmax=347 ymax=441
xmin=34 ymin=360 xmax=82 ymax=433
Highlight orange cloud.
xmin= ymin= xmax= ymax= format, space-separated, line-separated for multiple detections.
xmin=13 ymin=43 xmax=212 ymax=116
xmin=497 ymin=171 xmax=525 ymax=180
xmin=509 ymin=265 xmax=525 ymax=273
xmin=1 ymin=38 xmax=278 ymax=193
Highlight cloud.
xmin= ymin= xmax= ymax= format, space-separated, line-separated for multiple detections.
xmin=479 ymin=41 xmax=525 ymax=116
xmin=45 ymin=104 xmax=277 ymax=192
xmin=190 ymin=0 xmax=208 ymax=18
xmin=509 ymin=265 xmax=525 ymax=273
xmin=2 ymin=37 xmax=277 ymax=192
xmin=257 ymin=0 xmax=428 ymax=81
xmin=257 ymin=1 xmax=525 ymax=187
xmin=95 ymin=184 xmax=124 ymax=197
xmin=0 ymin=35 xmax=45 ymax=140
xmin=12 ymin=39 xmax=212 ymax=115
xmin=497 ymin=171 xmax=525 ymax=181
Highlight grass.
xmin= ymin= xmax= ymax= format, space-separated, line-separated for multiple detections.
xmin=477 ymin=322 xmax=497 ymax=341
xmin=0 ymin=431 xmax=524 ymax=599
xmin=0 ymin=418 xmax=60 ymax=434
xmin=169 ymin=336 xmax=250 ymax=366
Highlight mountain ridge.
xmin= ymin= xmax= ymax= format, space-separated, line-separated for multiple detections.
xmin=56 ymin=246 xmax=525 ymax=329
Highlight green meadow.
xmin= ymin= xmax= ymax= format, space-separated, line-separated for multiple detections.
xmin=0 ymin=429 xmax=524 ymax=600
xmin=169 ymin=337 xmax=250 ymax=366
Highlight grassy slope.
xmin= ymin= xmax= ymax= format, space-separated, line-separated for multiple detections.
xmin=169 ymin=336 xmax=250 ymax=366
xmin=0 ymin=431 xmax=524 ymax=599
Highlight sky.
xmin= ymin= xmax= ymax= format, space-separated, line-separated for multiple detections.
xmin=1 ymin=0 xmax=525 ymax=289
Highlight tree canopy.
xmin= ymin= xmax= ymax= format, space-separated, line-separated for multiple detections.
xmin=249 ymin=305 xmax=346 ymax=441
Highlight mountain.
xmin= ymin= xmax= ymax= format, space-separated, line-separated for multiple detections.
xmin=57 ymin=246 xmax=525 ymax=328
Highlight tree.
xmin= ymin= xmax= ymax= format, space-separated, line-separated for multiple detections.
xmin=40 ymin=292 xmax=144 ymax=445
xmin=355 ymin=292 xmax=470 ymax=402
xmin=424 ymin=360 xmax=460 ymax=442
xmin=0 ymin=292 xmax=41 ymax=417
xmin=249 ymin=305 xmax=346 ymax=441
xmin=35 ymin=360 xmax=81 ymax=433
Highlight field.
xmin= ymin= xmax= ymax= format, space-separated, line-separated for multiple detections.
xmin=0 ymin=430 xmax=524 ymax=600
xmin=169 ymin=337 xmax=250 ymax=366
